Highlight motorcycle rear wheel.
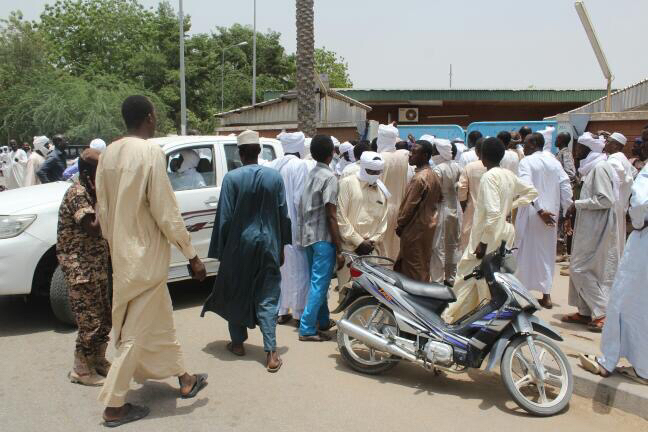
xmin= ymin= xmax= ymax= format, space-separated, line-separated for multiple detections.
xmin=501 ymin=334 xmax=573 ymax=416
xmin=337 ymin=297 xmax=400 ymax=375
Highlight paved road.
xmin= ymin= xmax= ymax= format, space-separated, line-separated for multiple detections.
xmin=1 ymin=278 xmax=646 ymax=432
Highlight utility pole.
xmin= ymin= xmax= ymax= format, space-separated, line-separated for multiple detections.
xmin=449 ymin=64 xmax=452 ymax=89
xmin=252 ymin=0 xmax=257 ymax=105
xmin=178 ymin=0 xmax=187 ymax=135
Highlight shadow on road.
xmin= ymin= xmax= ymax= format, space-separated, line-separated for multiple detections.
xmin=128 ymin=381 xmax=210 ymax=421
xmin=202 ymin=340 xmax=289 ymax=366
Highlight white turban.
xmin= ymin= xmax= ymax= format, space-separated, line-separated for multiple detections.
xmin=377 ymin=123 xmax=400 ymax=153
xmin=539 ymin=126 xmax=554 ymax=152
xmin=33 ymin=136 xmax=50 ymax=155
xmin=89 ymin=138 xmax=106 ymax=153
xmin=339 ymin=141 xmax=355 ymax=162
xmin=609 ymin=132 xmax=627 ymax=146
xmin=434 ymin=138 xmax=453 ymax=161
xmin=577 ymin=132 xmax=605 ymax=153
xmin=277 ymin=131 xmax=305 ymax=156
xmin=357 ymin=151 xmax=391 ymax=198
xmin=420 ymin=134 xmax=435 ymax=143
xmin=237 ymin=129 xmax=259 ymax=146
xmin=178 ymin=149 xmax=200 ymax=173
xmin=331 ymin=136 xmax=340 ymax=147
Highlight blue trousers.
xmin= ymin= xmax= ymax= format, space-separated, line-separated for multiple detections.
xmin=228 ymin=277 xmax=280 ymax=352
xmin=299 ymin=241 xmax=336 ymax=336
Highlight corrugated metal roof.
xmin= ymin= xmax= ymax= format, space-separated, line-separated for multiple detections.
xmin=564 ymin=78 xmax=648 ymax=114
xmin=264 ymin=88 xmax=608 ymax=103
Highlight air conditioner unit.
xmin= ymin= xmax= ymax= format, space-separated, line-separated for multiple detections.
xmin=398 ymin=107 xmax=419 ymax=123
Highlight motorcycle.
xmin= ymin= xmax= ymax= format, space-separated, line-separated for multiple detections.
xmin=335 ymin=242 xmax=573 ymax=416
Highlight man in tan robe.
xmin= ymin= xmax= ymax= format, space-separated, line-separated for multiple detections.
xmin=96 ymin=95 xmax=208 ymax=427
xmin=443 ymin=137 xmax=537 ymax=324
xmin=458 ymin=139 xmax=486 ymax=252
xmin=377 ymin=123 xmax=411 ymax=261
xmin=395 ymin=140 xmax=442 ymax=281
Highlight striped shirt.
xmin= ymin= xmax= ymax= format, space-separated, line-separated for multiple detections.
xmin=297 ymin=162 xmax=338 ymax=247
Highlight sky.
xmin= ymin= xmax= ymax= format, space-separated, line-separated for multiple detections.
xmin=3 ymin=0 xmax=647 ymax=90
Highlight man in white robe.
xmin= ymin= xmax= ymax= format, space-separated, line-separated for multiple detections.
xmin=336 ymin=141 xmax=355 ymax=176
xmin=168 ymin=149 xmax=206 ymax=191
xmin=7 ymin=139 xmax=28 ymax=189
xmin=514 ymin=132 xmax=572 ymax=309
xmin=269 ymin=131 xmax=310 ymax=324
xmin=96 ymin=96 xmax=208 ymax=426
xmin=497 ymin=131 xmax=520 ymax=175
xmin=430 ymin=138 xmax=462 ymax=285
xmin=458 ymin=131 xmax=483 ymax=169
xmin=458 ymin=139 xmax=486 ymax=253
xmin=579 ymin=151 xmax=648 ymax=383
xmin=563 ymin=132 xmax=619 ymax=332
xmin=341 ymin=141 xmax=370 ymax=178
xmin=443 ymin=137 xmax=537 ymax=324
xmin=452 ymin=138 xmax=466 ymax=162
xmin=337 ymin=152 xmax=389 ymax=286
xmin=377 ymin=123 xmax=410 ymax=261
xmin=23 ymin=136 xmax=50 ymax=187
xmin=605 ymin=132 xmax=636 ymax=256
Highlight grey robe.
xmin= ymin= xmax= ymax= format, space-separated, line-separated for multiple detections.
xmin=569 ymin=160 xmax=619 ymax=319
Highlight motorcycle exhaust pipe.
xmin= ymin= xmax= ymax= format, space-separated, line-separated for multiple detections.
xmin=338 ymin=319 xmax=418 ymax=362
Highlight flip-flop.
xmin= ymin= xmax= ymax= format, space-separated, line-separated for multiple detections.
xmin=299 ymin=332 xmax=331 ymax=342
xmin=578 ymin=354 xmax=609 ymax=377
xmin=180 ymin=373 xmax=208 ymax=399
xmin=319 ymin=319 xmax=337 ymax=331
xmin=226 ymin=342 xmax=245 ymax=357
xmin=561 ymin=313 xmax=590 ymax=324
xmin=617 ymin=367 xmax=648 ymax=385
xmin=103 ymin=404 xmax=150 ymax=428
xmin=587 ymin=318 xmax=605 ymax=333
xmin=277 ymin=314 xmax=293 ymax=325
xmin=267 ymin=357 xmax=283 ymax=373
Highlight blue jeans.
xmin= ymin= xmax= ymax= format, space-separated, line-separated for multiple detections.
xmin=228 ymin=276 xmax=280 ymax=352
xmin=299 ymin=241 xmax=336 ymax=337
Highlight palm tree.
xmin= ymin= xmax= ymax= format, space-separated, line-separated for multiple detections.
xmin=295 ymin=0 xmax=316 ymax=137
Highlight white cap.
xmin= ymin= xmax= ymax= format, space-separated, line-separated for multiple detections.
xmin=237 ymin=129 xmax=260 ymax=147
xmin=89 ymin=138 xmax=106 ymax=153
xmin=609 ymin=132 xmax=627 ymax=146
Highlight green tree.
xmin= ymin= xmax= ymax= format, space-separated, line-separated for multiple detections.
xmin=314 ymin=47 xmax=352 ymax=88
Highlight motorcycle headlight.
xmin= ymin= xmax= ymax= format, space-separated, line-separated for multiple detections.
xmin=0 ymin=214 xmax=37 ymax=239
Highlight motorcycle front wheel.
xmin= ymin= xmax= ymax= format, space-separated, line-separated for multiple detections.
xmin=337 ymin=297 xmax=400 ymax=375
xmin=501 ymin=334 xmax=573 ymax=416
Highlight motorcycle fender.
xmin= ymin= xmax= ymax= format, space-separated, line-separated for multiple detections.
xmin=485 ymin=327 xmax=514 ymax=372
xmin=332 ymin=282 xmax=366 ymax=314
xmin=529 ymin=316 xmax=563 ymax=342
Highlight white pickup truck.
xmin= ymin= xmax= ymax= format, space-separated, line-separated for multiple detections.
xmin=0 ymin=135 xmax=283 ymax=324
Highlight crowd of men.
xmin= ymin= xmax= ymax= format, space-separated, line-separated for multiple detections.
xmin=4 ymin=94 xmax=648 ymax=426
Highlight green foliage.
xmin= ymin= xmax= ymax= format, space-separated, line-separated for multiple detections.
xmin=0 ymin=1 xmax=353 ymax=144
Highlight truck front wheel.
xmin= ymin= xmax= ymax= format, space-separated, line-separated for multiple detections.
xmin=49 ymin=266 xmax=75 ymax=325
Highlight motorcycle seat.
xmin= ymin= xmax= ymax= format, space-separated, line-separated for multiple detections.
xmin=374 ymin=267 xmax=456 ymax=302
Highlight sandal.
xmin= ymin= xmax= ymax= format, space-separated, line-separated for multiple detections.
xmin=103 ymin=404 xmax=150 ymax=428
xmin=277 ymin=314 xmax=293 ymax=325
xmin=587 ymin=317 xmax=605 ymax=333
xmin=319 ymin=319 xmax=337 ymax=331
xmin=299 ymin=332 xmax=331 ymax=342
xmin=226 ymin=342 xmax=245 ymax=356
xmin=266 ymin=354 xmax=283 ymax=373
xmin=617 ymin=367 xmax=648 ymax=385
xmin=578 ymin=354 xmax=610 ymax=377
xmin=180 ymin=373 xmax=208 ymax=399
xmin=561 ymin=313 xmax=590 ymax=324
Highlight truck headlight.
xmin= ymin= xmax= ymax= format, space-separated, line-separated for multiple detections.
xmin=0 ymin=215 xmax=37 ymax=239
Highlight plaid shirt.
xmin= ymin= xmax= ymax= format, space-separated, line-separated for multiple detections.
xmin=297 ymin=162 xmax=338 ymax=247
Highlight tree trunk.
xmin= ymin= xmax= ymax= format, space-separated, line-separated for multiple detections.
xmin=295 ymin=0 xmax=316 ymax=137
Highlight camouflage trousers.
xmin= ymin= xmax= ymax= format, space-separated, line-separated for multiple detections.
xmin=69 ymin=279 xmax=112 ymax=357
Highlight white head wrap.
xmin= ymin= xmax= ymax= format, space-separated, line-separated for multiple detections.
xmin=277 ymin=131 xmax=305 ymax=156
xmin=539 ymin=126 xmax=554 ymax=152
xmin=178 ymin=149 xmax=200 ymax=173
xmin=609 ymin=132 xmax=627 ymax=146
xmin=33 ymin=136 xmax=51 ymax=155
xmin=339 ymin=141 xmax=355 ymax=162
xmin=434 ymin=138 xmax=453 ymax=161
xmin=577 ymin=132 xmax=605 ymax=153
xmin=331 ymin=136 xmax=340 ymax=148
xmin=377 ymin=123 xmax=400 ymax=153
xmin=89 ymin=138 xmax=106 ymax=153
xmin=357 ymin=151 xmax=391 ymax=198
xmin=420 ymin=134 xmax=435 ymax=143
xmin=237 ymin=129 xmax=260 ymax=147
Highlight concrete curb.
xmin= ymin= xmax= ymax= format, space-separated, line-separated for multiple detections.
xmin=569 ymin=356 xmax=648 ymax=420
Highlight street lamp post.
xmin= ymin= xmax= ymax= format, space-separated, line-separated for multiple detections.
xmin=252 ymin=0 xmax=257 ymax=106
xmin=221 ymin=41 xmax=249 ymax=112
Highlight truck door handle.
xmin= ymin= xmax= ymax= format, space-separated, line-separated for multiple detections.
xmin=204 ymin=198 xmax=218 ymax=207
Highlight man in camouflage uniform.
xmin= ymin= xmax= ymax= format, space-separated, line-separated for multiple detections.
xmin=57 ymin=148 xmax=112 ymax=386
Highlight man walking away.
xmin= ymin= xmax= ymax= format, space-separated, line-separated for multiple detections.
xmin=579 ymin=140 xmax=648 ymax=384
xmin=514 ymin=133 xmax=572 ymax=309
xmin=605 ymin=132 xmax=635 ymax=255
xmin=395 ymin=140 xmax=442 ymax=281
xmin=202 ymin=130 xmax=291 ymax=371
xmin=458 ymin=131 xmax=482 ymax=169
xmin=269 ymin=131 xmax=310 ymax=325
xmin=458 ymin=139 xmax=487 ymax=252
xmin=337 ymin=151 xmax=390 ymax=287
xmin=442 ymin=137 xmax=537 ymax=324
xmin=562 ymin=132 xmax=619 ymax=332
xmin=37 ymin=134 xmax=67 ymax=183
xmin=297 ymin=135 xmax=345 ymax=342
xmin=24 ymin=136 xmax=50 ymax=187
xmin=497 ymin=131 xmax=520 ymax=175
xmin=7 ymin=139 xmax=28 ymax=189
xmin=96 ymin=95 xmax=208 ymax=427
xmin=377 ymin=123 xmax=411 ymax=261
xmin=430 ymin=139 xmax=462 ymax=285
xmin=57 ymin=148 xmax=111 ymax=387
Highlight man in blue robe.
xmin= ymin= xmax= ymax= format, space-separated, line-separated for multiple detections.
xmin=201 ymin=130 xmax=291 ymax=372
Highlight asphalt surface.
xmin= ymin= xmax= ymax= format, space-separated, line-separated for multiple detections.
xmin=1 ymin=278 xmax=646 ymax=432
